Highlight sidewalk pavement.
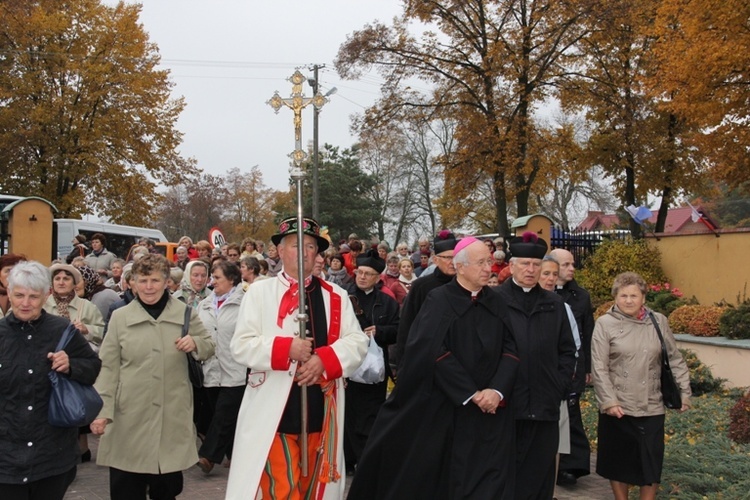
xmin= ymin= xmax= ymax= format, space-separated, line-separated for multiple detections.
xmin=64 ymin=435 xmax=611 ymax=499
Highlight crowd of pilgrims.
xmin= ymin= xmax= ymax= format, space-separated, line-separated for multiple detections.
xmin=0 ymin=230 xmax=561 ymax=500
xmin=0 ymin=225 xmax=691 ymax=500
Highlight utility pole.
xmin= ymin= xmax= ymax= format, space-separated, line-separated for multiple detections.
xmin=310 ymin=64 xmax=322 ymax=221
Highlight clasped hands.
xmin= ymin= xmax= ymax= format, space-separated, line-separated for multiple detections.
xmin=472 ymin=389 xmax=502 ymax=414
xmin=290 ymin=337 xmax=324 ymax=387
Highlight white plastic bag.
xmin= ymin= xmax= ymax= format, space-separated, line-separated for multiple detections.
xmin=349 ymin=336 xmax=385 ymax=384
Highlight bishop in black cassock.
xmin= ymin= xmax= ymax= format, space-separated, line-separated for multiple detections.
xmin=348 ymin=238 xmax=520 ymax=500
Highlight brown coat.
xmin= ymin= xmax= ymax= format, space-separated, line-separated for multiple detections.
xmin=94 ymin=296 xmax=215 ymax=473
xmin=592 ymin=307 xmax=691 ymax=416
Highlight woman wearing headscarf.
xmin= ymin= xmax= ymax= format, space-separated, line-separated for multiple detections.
xmin=173 ymin=260 xmax=210 ymax=308
xmin=0 ymin=253 xmax=27 ymax=315
xmin=592 ymin=272 xmax=691 ymax=500
xmin=77 ymin=264 xmax=120 ymax=320
xmin=0 ymin=261 xmax=100 ymax=500
xmin=91 ymin=254 xmax=214 ymax=500
xmin=195 ymin=259 xmax=247 ymax=474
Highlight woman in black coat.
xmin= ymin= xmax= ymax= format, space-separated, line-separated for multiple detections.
xmin=0 ymin=261 xmax=101 ymax=500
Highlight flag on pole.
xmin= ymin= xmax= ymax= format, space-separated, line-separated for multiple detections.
xmin=626 ymin=205 xmax=653 ymax=226
xmin=685 ymin=201 xmax=719 ymax=233
xmin=686 ymin=200 xmax=702 ymax=223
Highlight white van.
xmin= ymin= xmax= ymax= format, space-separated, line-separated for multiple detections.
xmin=55 ymin=219 xmax=167 ymax=260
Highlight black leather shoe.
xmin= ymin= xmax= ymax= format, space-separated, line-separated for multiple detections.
xmin=557 ymin=471 xmax=577 ymax=486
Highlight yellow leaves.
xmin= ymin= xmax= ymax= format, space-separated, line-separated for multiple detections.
xmin=0 ymin=0 xmax=189 ymax=223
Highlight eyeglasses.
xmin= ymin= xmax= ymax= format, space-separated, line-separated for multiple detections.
xmin=355 ymin=270 xmax=379 ymax=278
xmin=434 ymin=255 xmax=453 ymax=261
xmin=467 ymin=258 xmax=494 ymax=268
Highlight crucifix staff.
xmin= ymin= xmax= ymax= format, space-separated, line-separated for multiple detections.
xmin=267 ymin=69 xmax=329 ymax=477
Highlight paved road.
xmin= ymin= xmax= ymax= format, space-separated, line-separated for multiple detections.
xmin=64 ymin=435 xmax=611 ymax=499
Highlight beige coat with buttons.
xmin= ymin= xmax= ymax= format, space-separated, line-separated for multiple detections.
xmin=44 ymin=295 xmax=104 ymax=346
xmin=94 ymin=295 xmax=215 ymax=473
xmin=592 ymin=307 xmax=691 ymax=416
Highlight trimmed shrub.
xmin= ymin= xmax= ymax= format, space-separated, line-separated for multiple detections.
xmin=686 ymin=306 xmax=726 ymax=337
xmin=669 ymin=305 xmax=705 ymax=333
xmin=578 ymin=238 xmax=667 ymax=308
xmin=681 ymin=348 xmax=724 ymax=396
xmin=719 ymin=301 xmax=750 ymax=340
xmin=593 ymin=300 xmax=614 ymax=320
xmin=728 ymin=390 xmax=750 ymax=444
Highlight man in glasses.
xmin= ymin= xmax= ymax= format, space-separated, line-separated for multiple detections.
xmin=349 ymin=237 xmax=519 ymax=499
xmin=394 ymin=230 xmax=457 ymax=369
xmin=343 ymin=249 xmax=399 ymax=476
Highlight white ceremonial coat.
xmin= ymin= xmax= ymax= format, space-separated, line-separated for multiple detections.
xmin=227 ymin=273 xmax=367 ymax=500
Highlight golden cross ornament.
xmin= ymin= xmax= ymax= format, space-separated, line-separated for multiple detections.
xmin=267 ymin=70 xmax=329 ymax=167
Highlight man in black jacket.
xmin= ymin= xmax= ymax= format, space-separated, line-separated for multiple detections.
xmin=550 ymin=248 xmax=595 ymax=484
xmin=344 ymin=250 xmax=399 ymax=474
xmin=394 ymin=230 xmax=457 ymax=369
xmin=497 ymin=233 xmax=577 ymax=499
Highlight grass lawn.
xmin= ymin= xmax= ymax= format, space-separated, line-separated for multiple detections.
xmin=580 ymin=387 xmax=750 ymax=499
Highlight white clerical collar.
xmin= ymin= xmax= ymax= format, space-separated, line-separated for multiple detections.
xmin=512 ymin=278 xmax=533 ymax=293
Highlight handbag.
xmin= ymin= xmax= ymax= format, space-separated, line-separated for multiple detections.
xmin=48 ymin=324 xmax=104 ymax=427
xmin=349 ymin=335 xmax=385 ymax=384
xmin=182 ymin=305 xmax=204 ymax=388
xmin=648 ymin=311 xmax=683 ymax=409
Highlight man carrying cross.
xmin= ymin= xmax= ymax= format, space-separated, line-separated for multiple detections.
xmin=226 ymin=217 xmax=367 ymax=499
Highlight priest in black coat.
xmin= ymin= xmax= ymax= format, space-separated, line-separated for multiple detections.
xmin=497 ymin=233 xmax=577 ymax=500
xmin=348 ymin=238 xmax=520 ymax=500
xmin=393 ymin=230 xmax=457 ymax=370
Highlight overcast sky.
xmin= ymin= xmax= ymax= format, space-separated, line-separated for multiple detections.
xmin=112 ymin=0 xmax=408 ymax=190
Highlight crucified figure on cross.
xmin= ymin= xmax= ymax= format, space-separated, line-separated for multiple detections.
xmin=267 ymin=70 xmax=329 ymax=166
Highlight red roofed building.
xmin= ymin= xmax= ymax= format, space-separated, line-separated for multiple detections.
xmin=575 ymin=206 xmax=719 ymax=234
xmin=575 ymin=211 xmax=622 ymax=231
xmin=646 ymin=206 xmax=719 ymax=234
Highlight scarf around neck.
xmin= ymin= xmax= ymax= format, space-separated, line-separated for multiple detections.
xmin=52 ymin=290 xmax=77 ymax=319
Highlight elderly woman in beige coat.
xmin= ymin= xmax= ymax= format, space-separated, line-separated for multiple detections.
xmin=592 ymin=272 xmax=691 ymax=500
xmin=91 ymin=254 xmax=215 ymax=500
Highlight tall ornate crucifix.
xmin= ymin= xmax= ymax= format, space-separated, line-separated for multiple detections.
xmin=266 ymin=69 xmax=329 ymax=477
xmin=267 ymin=69 xmax=329 ymax=167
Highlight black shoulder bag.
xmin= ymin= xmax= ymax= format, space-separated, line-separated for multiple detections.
xmin=648 ymin=311 xmax=682 ymax=409
xmin=182 ymin=305 xmax=204 ymax=388
xmin=48 ymin=324 xmax=104 ymax=427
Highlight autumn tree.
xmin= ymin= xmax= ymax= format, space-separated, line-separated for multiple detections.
xmin=0 ymin=0 xmax=192 ymax=224
xmin=531 ymin=117 xmax=617 ymax=230
xmin=649 ymin=0 xmax=750 ymax=188
xmin=222 ymin=166 xmax=280 ymax=244
xmin=153 ymin=173 xmax=227 ymax=242
xmin=336 ymin=0 xmax=592 ymax=236
xmin=558 ymin=0 xmax=704 ymax=235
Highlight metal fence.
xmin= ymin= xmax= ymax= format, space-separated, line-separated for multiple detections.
xmin=550 ymin=227 xmax=631 ymax=269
